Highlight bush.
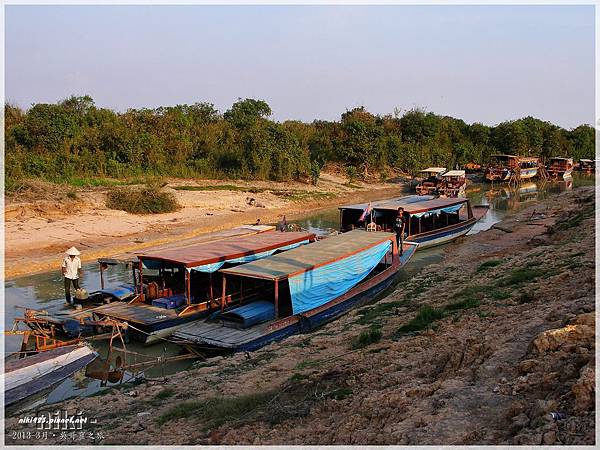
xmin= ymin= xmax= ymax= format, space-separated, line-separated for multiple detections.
xmin=352 ymin=326 xmax=382 ymax=349
xmin=397 ymin=305 xmax=445 ymax=333
xmin=106 ymin=182 xmax=180 ymax=214
xmin=476 ymin=259 xmax=502 ymax=272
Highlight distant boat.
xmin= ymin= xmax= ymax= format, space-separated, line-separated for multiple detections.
xmin=484 ymin=154 xmax=539 ymax=182
xmin=415 ymin=167 xmax=447 ymax=195
xmin=91 ymin=231 xmax=315 ymax=344
xmin=546 ymin=157 xmax=574 ymax=180
xmin=439 ymin=170 xmax=467 ymax=197
xmin=173 ymin=230 xmax=418 ymax=353
xmin=576 ymin=159 xmax=595 ymax=174
xmin=5 ymin=344 xmax=97 ymax=406
xmin=339 ymin=195 xmax=489 ymax=249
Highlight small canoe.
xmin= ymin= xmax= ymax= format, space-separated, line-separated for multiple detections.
xmin=4 ymin=344 xmax=98 ymax=406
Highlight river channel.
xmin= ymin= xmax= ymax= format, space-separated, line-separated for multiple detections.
xmin=4 ymin=174 xmax=594 ymax=409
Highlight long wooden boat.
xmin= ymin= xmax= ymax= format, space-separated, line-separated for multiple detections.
xmin=415 ymin=167 xmax=446 ymax=195
xmin=546 ymin=157 xmax=574 ymax=180
xmin=577 ymin=159 xmax=595 ymax=174
xmin=91 ymin=231 xmax=315 ymax=344
xmin=82 ymin=225 xmax=276 ymax=307
xmin=484 ymin=154 xmax=539 ymax=182
xmin=439 ymin=170 xmax=466 ymax=197
xmin=5 ymin=344 xmax=97 ymax=406
xmin=339 ymin=196 xmax=489 ymax=249
xmin=172 ymin=230 xmax=418 ymax=353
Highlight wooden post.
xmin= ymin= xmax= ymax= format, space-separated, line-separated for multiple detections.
xmin=138 ymin=260 xmax=143 ymax=295
xmin=221 ymin=275 xmax=227 ymax=312
xmin=100 ymin=264 xmax=105 ymax=289
xmin=407 ymin=214 xmax=411 ymax=238
xmin=339 ymin=209 xmax=343 ymax=232
xmin=209 ymin=273 xmax=214 ymax=300
xmin=274 ymin=279 xmax=279 ymax=319
xmin=418 ymin=217 xmax=422 ymax=234
xmin=185 ymin=269 xmax=191 ymax=305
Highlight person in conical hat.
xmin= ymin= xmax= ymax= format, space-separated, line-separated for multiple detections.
xmin=62 ymin=247 xmax=82 ymax=305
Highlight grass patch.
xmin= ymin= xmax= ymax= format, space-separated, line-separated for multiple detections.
xmin=351 ymin=326 xmax=383 ymax=349
xmin=368 ymin=346 xmax=390 ymax=354
xmin=295 ymin=359 xmax=322 ymax=370
xmin=397 ymin=305 xmax=446 ymax=334
xmin=156 ymin=391 xmax=275 ymax=428
xmin=488 ymin=288 xmax=511 ymax=300
xmin=446 ymin=296 xmax=481 ymax=311
xmin=498 ymin=267 xmax=544 ymax=287
xmin=289 ymin=373 xmax=309 ymax=383
xmin=476 ymin=259 xmax=502 ymax=272
xmin=326 ymin=388 xmax=353 ymax=400
xmin=272 ymin=190 xmax=336 ymax=201
xmin=173 ymin=184 xmax=262 ymax=192
xmin=356 ymin=300 xmax=408 ymax=325
xmin=517 ymin=291 xmax=535 ymax=304
xmin=66 ymin=176 xmax=146 ymax=187
xmin=106 ymin=182 xmax=180 ymax=214
xmin=153 ymin=388 xmax=176 ymax=402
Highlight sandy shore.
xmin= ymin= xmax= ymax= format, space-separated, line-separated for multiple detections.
xmin=5 ymin=186 xmax=594 ymax=445
xmin=5 ymin=173 xmax=407 ymax=279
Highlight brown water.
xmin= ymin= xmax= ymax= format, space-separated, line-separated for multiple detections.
xmin=4 ymin=175 xmax=594 ymax=407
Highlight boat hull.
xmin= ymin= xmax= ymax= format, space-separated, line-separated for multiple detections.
xmin=407 ymin=216 xmax=480 ymax=249
xmin=120 ymin=310 xmax=208 ymax=344
xmin=5 ymin=345 xmax=97 ymax=406
xmin=548 ymin=169 xmax=573 ymax=179
xmin=519 ymin=168 xmax=538 ymax=179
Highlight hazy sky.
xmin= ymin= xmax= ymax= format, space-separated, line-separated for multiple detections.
xmin=5 ymin=5 xmax=595 ymax=128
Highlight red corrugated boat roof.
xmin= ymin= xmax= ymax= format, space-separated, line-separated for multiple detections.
xmin=138 ymin=231 xmax=315 ymax=267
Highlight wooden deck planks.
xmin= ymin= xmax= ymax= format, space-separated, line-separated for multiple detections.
xmin=93 ymin=303 xmax=178 ymax=325
xmin=175 ymin=321 xmax=268 ymax=346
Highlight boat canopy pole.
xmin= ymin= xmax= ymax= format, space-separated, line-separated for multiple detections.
xmin=274 ymin=279 xmax=279 ymax=319
xmin=100 ymin=263 xmax=105 ymax=290
xmin=138 ymin=260 xmax=143 ymax=295
xmin=467 ymin=201 xmax=473 ymax=219
xmin=209 ymin=272 xmax=214 ymax=301
xmin=221 ymin=275 xmax=227 ymax=312
xmin=185 ymin=270 xmax=191 ymax=305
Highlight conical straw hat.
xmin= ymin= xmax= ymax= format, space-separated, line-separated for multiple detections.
xmin=65 ymin=246 xmax=81 ymax=256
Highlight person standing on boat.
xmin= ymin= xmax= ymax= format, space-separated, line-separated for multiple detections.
xmin=394 ymin=207 xmax=405 ymax=256
xmin=62 ymin=247 xmax=82 ymax=305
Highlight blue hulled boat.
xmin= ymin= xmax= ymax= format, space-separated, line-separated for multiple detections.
xmin=172 ymin=230 xmax=418 ymax=352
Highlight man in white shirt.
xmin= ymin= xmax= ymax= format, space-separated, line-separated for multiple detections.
xmin=62 ymin=247 xmax=82 ymax=305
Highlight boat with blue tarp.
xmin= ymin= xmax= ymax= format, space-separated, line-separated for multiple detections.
xmin=91 ymin=230 xmax=315 ymax=344
xmin=172 ymin=230 xmax=418 ymax=352
xmin=339 ymin=195 xmax=489 ymax=249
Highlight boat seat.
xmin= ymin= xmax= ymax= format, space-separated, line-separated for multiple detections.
xmin=219 ymin=301 xmax=275 ymax=329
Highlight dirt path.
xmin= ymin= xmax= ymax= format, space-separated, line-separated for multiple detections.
xmin=5 ymin=173 xmax=406 ymax=279
xmin=5 ymin=186 xmax=594 ymax=445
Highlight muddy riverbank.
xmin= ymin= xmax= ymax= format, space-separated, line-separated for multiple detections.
xmin=5 ymin=185 xmax=594 ymax=445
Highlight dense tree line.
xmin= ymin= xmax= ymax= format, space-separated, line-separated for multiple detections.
xmin=4 ymin=96 xmax=595 ymax=188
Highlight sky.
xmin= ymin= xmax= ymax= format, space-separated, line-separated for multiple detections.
xmin=5 ymin=5 xmax=595 ymax=129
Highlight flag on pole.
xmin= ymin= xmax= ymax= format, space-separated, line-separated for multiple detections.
xmin=359 ymin=201 xmax=372 ymax=222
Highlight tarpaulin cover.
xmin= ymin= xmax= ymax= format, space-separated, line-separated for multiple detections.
xmin=288 ymin=240 xmax=392 ymax=315
xmin=101 ymin=284 xmax=135 ymax=301
xmin=188 ymin=240 xmax=310 ymax=273
xmin=410 ymin=202 xmax=464 ymax=218
xmin=220 ymin=301 xmax=275 ymax=328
